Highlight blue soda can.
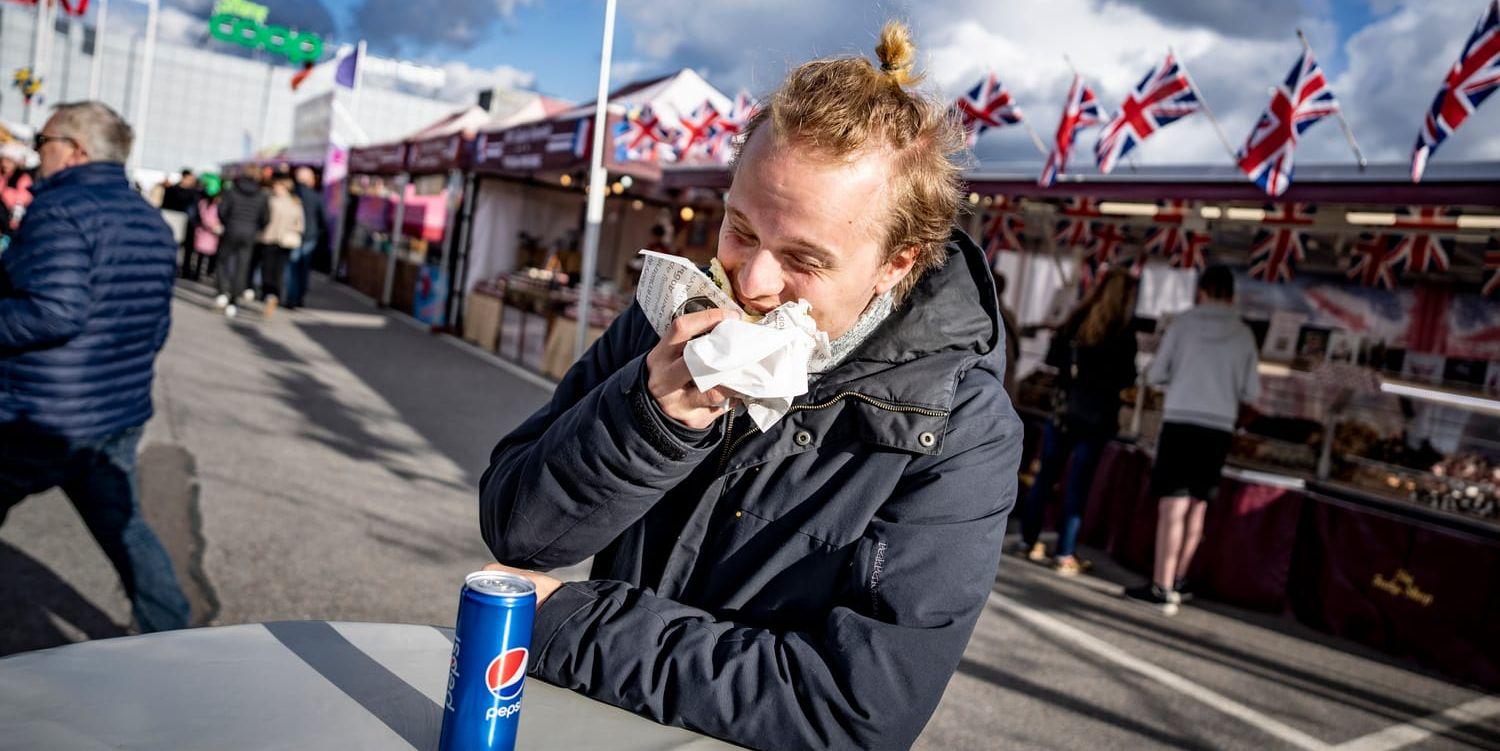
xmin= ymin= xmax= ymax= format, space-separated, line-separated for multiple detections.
xmin=438 ymin=571 xmax=537 ymax=751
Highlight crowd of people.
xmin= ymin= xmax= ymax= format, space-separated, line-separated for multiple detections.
xmin=152 ymin=165 xmax=326 ymax=319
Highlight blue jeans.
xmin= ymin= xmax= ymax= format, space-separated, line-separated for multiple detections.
xmin=1020 ymin=421 xmax=1107 ymax=558
xmin=283 ymin=238 xmax=316 ymax=308
xmin=0 ymin=425 xmax=190 ymax=632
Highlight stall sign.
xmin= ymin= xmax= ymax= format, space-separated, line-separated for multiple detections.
xmin=476 ymin=118 xmax=590 ymax=173
xmin=208 ymin=0 xmax=323 ymax=64
xmin=406 ymin=135 xmax=463 ymax=174
xmin=349 ymin=143 xmax=408 ymax=175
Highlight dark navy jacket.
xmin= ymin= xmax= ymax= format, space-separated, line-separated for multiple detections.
xmin=0 ymin=162 xmax=176 ymax=440
xmin=481 ymin=230 xmax=1021 ymax=750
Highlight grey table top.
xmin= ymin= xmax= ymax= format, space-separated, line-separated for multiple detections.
xmin=0 ymin=621 xmax=735 ymax=750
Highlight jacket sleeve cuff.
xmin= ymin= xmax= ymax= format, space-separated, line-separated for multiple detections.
xmin=529 ymin=581 xmax=605 ymax=675
xmin=626 ymin=357 xmax=719 ymax=459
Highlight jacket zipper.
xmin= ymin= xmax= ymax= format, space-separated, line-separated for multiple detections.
xmin=715 ymin=391 xmax=950 ymax=473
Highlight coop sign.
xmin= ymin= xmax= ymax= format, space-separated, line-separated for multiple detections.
xmin=208 ymin=0 xmax=324 ymax=64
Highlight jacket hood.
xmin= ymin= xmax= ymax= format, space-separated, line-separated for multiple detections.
xmin=230 ymin=175 xmax=261 ymax=194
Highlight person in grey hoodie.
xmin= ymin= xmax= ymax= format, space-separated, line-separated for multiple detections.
xmin=1126 ymin=265 xmax=1259 ymax=615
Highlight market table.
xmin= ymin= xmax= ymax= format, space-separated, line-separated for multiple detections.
xmin=0 ymin=621 xmax=736 ymax=750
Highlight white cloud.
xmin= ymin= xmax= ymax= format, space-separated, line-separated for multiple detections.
xmin=438 ymin=61 xmax=537 ymax=103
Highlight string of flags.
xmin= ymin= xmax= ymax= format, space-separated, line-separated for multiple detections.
xmin=611 ymin=90 xmax=758 ymax=166
xmin=955 ymin=0 xmax=1499 ymax=194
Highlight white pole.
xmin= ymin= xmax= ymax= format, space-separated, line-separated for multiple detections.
xmin=574 ymin=0 xmax=617 ymax=360
xmin=25 ymin=0 xmax=48 ymax=126
xmin=88 ymin=0 xmax=109 ymax=100
xmin=129 ymin=0 xmax=158 ymax=171
xmin=258 ymin=53 xmax=274 ymax=153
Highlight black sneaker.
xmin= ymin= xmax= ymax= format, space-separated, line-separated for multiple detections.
xmin=1123 ymin=583 xmax=1180 ymax=616
xmin=1173 ymin=578 xmax=1196 ymax=604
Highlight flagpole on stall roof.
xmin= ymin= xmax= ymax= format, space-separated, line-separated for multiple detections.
xmin=87 ymin=0 xmax=109 ymax=100
xmin=575 ymin=0 xmax=617 ymax=360
xmin=1171 ymin=47 xmax=1241 ymax=166
xmin=1296 ymin=29 xmax=1367 ymax=170
xmin=1019 ymin=119 xmax=1049 ymax=157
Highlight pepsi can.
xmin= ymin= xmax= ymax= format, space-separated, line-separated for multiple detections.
xmin=438 ymin=571 xmax=537 ymax=751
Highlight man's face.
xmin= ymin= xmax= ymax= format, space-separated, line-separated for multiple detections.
xmin=36 ymin=116 xmax=86 ymax=179
xmin=181 ymin=174 xmax=197 ymax=188
xmin=295 ymin=167 xmax=315 ymax=187
xmin=717 ymin=128 xmax=915 ymax=339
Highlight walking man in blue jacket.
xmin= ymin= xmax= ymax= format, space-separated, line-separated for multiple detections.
xmin=0 ymin=101 xmax=190 ymax=633
xmin=479 ymin=23 xmax=1021 ymax=750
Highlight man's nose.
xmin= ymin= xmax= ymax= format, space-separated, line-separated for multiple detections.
xmin=736 ymin=248 xmax=784 ymax=302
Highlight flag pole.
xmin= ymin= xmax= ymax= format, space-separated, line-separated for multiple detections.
xmin=1171 ymin=47 xmax=1241 ymax=165
xmin=1296 ymin=29 xmax=1367 ymax=170
xmin=1018 ymin=118 xmax=1049 ymax=156
xmin=575 ymin=0 xmax=617 ymax=360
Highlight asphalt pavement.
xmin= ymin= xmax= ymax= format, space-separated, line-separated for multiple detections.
xmin=1 ymin=274 xmax=1496 ymax=750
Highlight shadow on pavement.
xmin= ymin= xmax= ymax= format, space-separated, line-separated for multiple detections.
xmin=0 ymin=541 xmax=126 ymax=656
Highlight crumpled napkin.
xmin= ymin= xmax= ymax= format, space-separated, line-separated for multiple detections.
xmin=633 ymin=250 xmax=829 ymax=430
xmin=684 ymin=300 xmax=829 ymax=430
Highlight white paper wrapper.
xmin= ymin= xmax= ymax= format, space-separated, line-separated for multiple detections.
xmin=634 ymin=250 xmax=828 ymax=430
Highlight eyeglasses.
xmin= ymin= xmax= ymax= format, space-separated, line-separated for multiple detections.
xmin=33 ymin=132 xmax=78 ymax=150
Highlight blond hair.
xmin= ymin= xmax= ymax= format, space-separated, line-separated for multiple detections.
xmin=1066 ymin=268 xmax=1138 ymax=348
xmin=737 ymin=21 xmax=966 ymax=303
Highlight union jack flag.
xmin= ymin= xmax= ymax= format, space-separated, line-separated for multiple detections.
xmin=614 ymin=104 xmax=678 ymax=163
xmin=707 ymin=90 xmax=758 ymax=161
xmin=1145 ymin=226 xmax=1210 ymax=270
xmin=1152 ymin=199 xmax=1195 ymax=223
xmin=1412 ymin=1 xmax=1500 ymax=182
xmin=1249 ymin=227 xmax=1306 ymax=283
xmin=1039 ymin=75 xmax=1104 ymax=187
xmin=675 ymin=100 xmax=722 ymax=159
xmin=955 ymin=72 xmax=1024 ymax=147
xmin=1484 ymin=239 xmax=1500 ymax=296
xmin=1094 ymin=53 xmax=1201 ymax=174
xmin=983 ymin=213 xmax=1026 ymax=261
xmin=1237 ymin=49 xmax=1341 ymax=196
xmin=1390 ymin=205 xmax=1458 ymax=273
xmin=1346 ymin=234 xmax=1398 ymax=289
xmin=1088 ymin=222 xmax=1128 ymax=263
xmin=1054 ymin=197 xmax=1100 ymax=248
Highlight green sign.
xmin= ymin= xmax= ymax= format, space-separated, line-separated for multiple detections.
xmin=209 ymin=0 xmax=323 ymax=65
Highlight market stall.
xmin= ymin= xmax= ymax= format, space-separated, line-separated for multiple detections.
xmin=339 ymin=141 xmax=409 ymax=301
xmin=458 ymin=70 xmax=735 ymax=375
xmin=991 ymin=163 xmax=1500 ymax=689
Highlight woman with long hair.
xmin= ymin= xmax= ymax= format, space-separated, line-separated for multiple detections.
xmin=1016 ymin=267 xmax=1139 ymax=575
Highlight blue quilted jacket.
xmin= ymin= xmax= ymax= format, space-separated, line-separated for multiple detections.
xmin=0 ymin=162 xmax=176 ymax=440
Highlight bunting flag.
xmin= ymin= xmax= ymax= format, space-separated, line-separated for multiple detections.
xmin=1152 ymin=199 xmax=1196 ymax=222
xmin=1236 ymin=48 xmax=1341 ymax=196
xmin=614 ymin=104 xmax=679 ymax=163
xmin=1411 ymin=0 xmax=1500 ymax=182
xmin=954 ymin=72 xmax=1025 ymax=147
xmin=1249 ymin=202 xmax=1315 ymax=282
xmin=707 ymin=90 xmax=757 ymax=161
xmin=1053 ymin=197 xmax=1101 ymax=248
xmin=1249 ymin=227 xmax=1306 ymax=283
xmin=1039 ymin=75 xmax=1104 ymax=187
xmin=1094 ymin=52 xmax=1201 ymax=174
xmin=1484 ymin=239 xmax=1500 ymax=296
xmin=1088 ymin=222 xmax=1128 ymax=263
xmin=290 ymin=61 xmax=315 ymax=91
xmin=1390 ymin=205 xmax=1458 ymax=273
xmin=983 ymin=213 xmax=1026 ymax=261
xmin=1145 ymin=226 xmax=1210 ymax=270
xmin=675 ymin=100 xmax=721 ymax=159
xmin=1346 ymin=234 xmax=1399 ymax=289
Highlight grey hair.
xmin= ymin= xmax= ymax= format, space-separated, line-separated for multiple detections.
xmin=49 ymin=101 xmax=133 ymax=163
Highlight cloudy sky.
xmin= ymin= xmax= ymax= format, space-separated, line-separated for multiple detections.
xmin=118 ymin=0 xmax=1500 ymax=170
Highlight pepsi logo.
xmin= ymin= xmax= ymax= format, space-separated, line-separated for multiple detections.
xmin=484 ymin=648 xmax=528 ymax=701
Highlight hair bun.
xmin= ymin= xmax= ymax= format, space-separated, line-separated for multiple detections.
xmin=875 ymin=20 xmax=919 ymax=86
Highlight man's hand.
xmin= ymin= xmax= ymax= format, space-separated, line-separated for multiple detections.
xmin=483 ymin=563 xmax=564 ymax=606
xmin=645 ymin=307 xmax=733 ymax=430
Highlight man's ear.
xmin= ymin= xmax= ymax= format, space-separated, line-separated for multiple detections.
xmin=874 ymin=245 xmax=919 ymax=296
